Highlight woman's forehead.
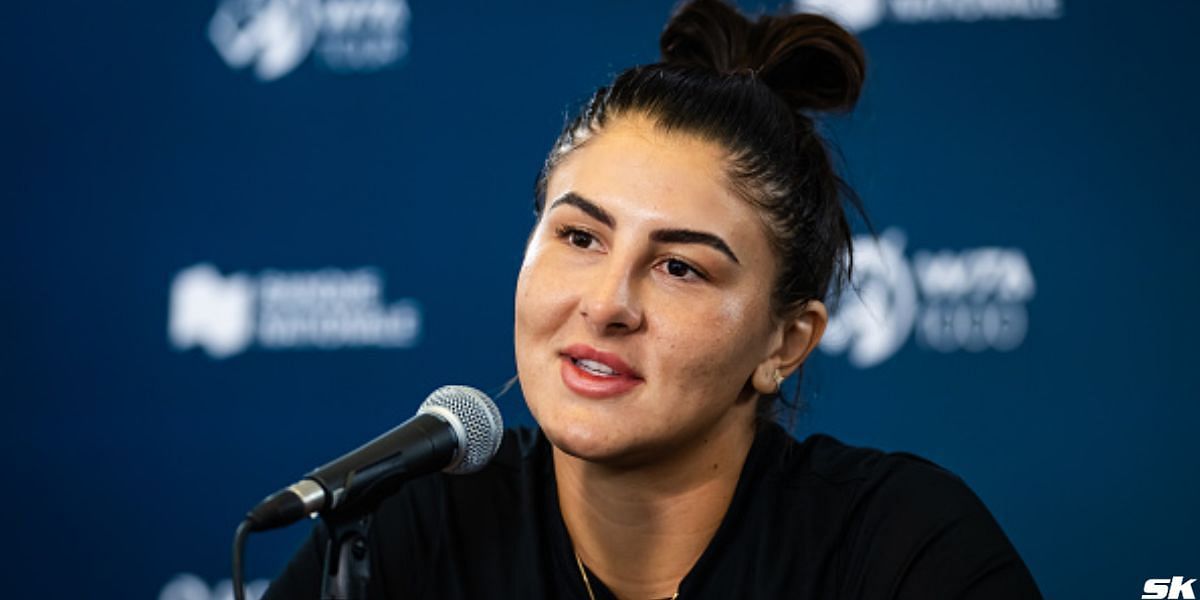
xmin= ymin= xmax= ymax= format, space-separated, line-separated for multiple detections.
xmin=544 ymin=117 xmax=759 ymax=234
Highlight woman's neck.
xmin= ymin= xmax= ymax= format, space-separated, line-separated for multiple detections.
xmin=553 ymin=419 xmax=756 ymax=600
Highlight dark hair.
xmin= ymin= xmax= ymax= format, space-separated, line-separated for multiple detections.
xmin=533 ymin=0 xmax=870 ymax=421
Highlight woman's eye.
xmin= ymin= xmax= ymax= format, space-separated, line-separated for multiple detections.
xmin=555 ymin=226 xmax=598 ymax=250
xmin=662 ymin=258 xmax=704 ymax=281
xmin=569 ymin=230 xmax=594 ymax=248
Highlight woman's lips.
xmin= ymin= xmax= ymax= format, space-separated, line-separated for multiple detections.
xmin=559 ymin=344 xmax=643 ymax=398
xmin=561 ymin=344 xmax=640 ymax=376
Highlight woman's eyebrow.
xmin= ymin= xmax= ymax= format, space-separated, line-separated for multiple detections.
xmin=548 ymin=192 xmax=614 ymax=228
xmin=548 ymin=192 xmax=739 ymax=264
xmin=651 ymin=229 xmax=740 ymax=265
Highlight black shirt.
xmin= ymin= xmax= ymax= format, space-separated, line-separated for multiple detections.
xmin=263 ymin=423 xmax=1042 ymax=599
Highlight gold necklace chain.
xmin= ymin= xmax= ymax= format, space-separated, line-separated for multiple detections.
xmin=573 ymin=551 xmax=679 ymax=600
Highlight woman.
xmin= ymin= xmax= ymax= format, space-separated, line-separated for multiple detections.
xmin=264 ymin=0 xmax=1042 ymax=597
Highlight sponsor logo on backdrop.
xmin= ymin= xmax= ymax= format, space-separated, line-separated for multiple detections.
xmin=169 ymin=263 xmax=421 ymax=359
xmin=820 ymin=229 xmax=1035 ymax=368
xmin=159 ymin=573 xmax=269 ymax=600
xmin=1143 ymin=577 xmax=1198 ymax=600
xmin=795 ymin=0 xmax=1062 ymax=31
xmin=208 ymin=0 xmax=411 ymax=81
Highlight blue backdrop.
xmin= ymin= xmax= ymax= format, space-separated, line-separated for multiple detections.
xmin=6 ymin=1 xmax=1198 ymax=598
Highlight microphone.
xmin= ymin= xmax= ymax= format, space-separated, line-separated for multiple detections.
xmin=244 ymin=385 xmax=504 ymax=532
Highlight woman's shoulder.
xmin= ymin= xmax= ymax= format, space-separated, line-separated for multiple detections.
xmin=769 ymin=427 xmax=1004 ymax=536
xmin=771 ymin=426 xmax=982 ymax=508
xmin=753 ymin=425 xmax=1042 ymax=598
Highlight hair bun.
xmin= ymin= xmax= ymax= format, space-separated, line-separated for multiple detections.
xmin=659 ymin=0 xmax=752 ymax=74
xmin=659 ymin=0 xmax=866 ymax=112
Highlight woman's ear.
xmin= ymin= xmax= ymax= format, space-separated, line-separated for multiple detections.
xmin=757 ymin=300 xmax=828 ymax=391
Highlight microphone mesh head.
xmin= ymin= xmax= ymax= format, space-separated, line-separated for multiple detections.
xmin=419 ymin=385 xmax=503 ymax=474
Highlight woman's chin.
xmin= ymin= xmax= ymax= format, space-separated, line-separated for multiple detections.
xmin=541 ymin=418 xmax=641 ymax=465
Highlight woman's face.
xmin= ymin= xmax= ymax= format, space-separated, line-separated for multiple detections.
xmin=514 ymin=114 xmax=789 ymax=466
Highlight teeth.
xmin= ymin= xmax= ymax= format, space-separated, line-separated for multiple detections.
xmin=575 ymin=358 xmax=617 ymax=376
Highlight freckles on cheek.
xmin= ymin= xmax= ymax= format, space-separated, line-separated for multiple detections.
xmin=516 ymin=282 xmax=547 ymax=332
xmin=668 ymin=297 xmax=765 ymax=383
xmin=719 ymin=295 xmax=771 ymax=343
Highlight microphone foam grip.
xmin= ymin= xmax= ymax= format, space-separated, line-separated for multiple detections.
xmin=418 ymin=385 xmax=503 ymax=474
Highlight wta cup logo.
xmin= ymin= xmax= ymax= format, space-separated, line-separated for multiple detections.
xmin=208 ymin=0 xmax=411 ymax=81
xmin=822 ymin=230 xmax=918 ymax=368
xmin=821 ymin=229 xmax=1036 ymax=368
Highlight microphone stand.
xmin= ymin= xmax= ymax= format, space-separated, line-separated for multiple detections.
xmin=318 ymin=514 xmax=373 ymax=600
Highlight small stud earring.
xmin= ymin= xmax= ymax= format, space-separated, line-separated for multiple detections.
xmin=773 ymin=369 xmax=784 ymax=392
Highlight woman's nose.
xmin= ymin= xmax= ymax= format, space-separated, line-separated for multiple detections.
xmin=580 ymin=260 xmax=643 ymax=335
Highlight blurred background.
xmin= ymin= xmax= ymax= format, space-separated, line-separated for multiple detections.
xmin=5 ymin=0 xmax=1198 ymax=598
